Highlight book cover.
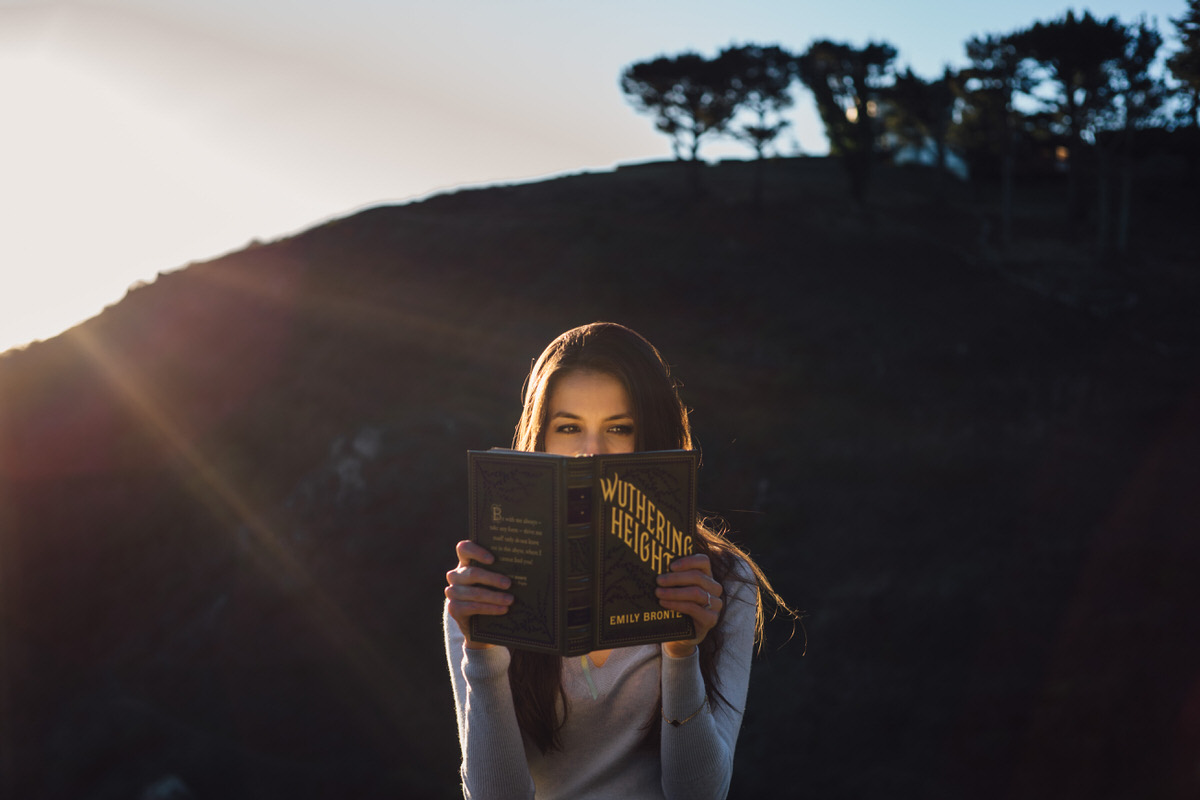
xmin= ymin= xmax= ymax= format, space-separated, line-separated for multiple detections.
xmin=467 ymin=449 xmax=698 ymax=656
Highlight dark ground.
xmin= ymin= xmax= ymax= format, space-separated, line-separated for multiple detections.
xmin=1 ymin=157 xmax=1197 ymax=798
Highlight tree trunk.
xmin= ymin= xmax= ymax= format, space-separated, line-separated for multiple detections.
xmin=933 ymin=121 xmax=949 ymax=206
xmin=999 ymin=103 xmax=1014 ymax=251
xmin=684 ymin=159 xmax=703 ymax=198
xmin=846 ymin=152 xmax=870 ymax=206
xmin=1095 ymin=146 xmax=1112 ymax=257
xmin=1191 ymin=88 xmax=1200 ymax=186
xmin=1065 ymin=92 xmax=1082 ymax=224
xmin=1001 ymin=153 xmax=1014 ymax=251
xmin=683 ymin=128 xmax=704 ymax=197
xmin=1116 ymin=144 xmax=1134 ymax=256
xmin=752 ymin=156 xmax=766 ymax=211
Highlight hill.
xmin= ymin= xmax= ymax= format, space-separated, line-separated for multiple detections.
xmin=1 ymin=157 xmax=1198 ymax=798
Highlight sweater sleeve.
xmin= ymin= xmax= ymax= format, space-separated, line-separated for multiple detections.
xmin=659 ymin=559 xmax=758 ymax=800
xmin=444 ymin=603 xmax=536 ymax=800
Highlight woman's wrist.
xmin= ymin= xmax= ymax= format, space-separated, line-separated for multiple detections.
xmin=662 ymin=641 xmax=698 ymax=659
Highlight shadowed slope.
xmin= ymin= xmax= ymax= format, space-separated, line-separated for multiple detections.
xmin=0 ymin=158 xmax=1197 ymax=798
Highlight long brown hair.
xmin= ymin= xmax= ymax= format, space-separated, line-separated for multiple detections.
xmin=508 ymin=322 xmax=792 ymax=752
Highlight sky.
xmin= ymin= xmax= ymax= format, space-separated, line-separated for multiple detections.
xmin=0 ymin=0 xmax=1188 ymax=354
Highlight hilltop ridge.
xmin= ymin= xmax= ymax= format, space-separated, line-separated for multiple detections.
xmin=1 ymin=157 xmax=1197 ymax=799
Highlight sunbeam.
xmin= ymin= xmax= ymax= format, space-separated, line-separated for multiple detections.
xmin=63 ymin=274 xmax=418 ymax=732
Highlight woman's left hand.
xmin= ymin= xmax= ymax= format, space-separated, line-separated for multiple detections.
xmin=655 ymin=554 xmax=723 ymax=658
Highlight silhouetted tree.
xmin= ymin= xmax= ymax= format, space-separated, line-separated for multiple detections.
xmin=1096 ymin=18 xmax=1168 ymax=255
xmin=884 ymin=67 xmax=957 ymax=202
xmin=796 ymin=40 xmax=897 ymax=205
xmin=720 ymin=44 xmax=798 ymax=159
xmin=1010 ymin=11 xmax=1128 ymax=223
xmin=719 ymin=44 xmax=799 ymax=207
xmin=958 ymin=34 xmax=1030 ymax=250
xmin=620 ymin=53 xmax=738 ymax=162
xmin=1169 ymin=0 xmax=1200 ymax=126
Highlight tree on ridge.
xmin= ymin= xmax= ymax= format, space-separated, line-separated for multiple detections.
xmin=1009 ymin=11 xmax=1128 ymax=223
xmin=719 ymin=44 xmax=798 ymax=159
xmin=620 ymin=52 xmax=739 ymax=162
xmin=958 ymin=33 xmax=1034 ymax=250
xmin=795 ymin=39 xmax=898 ymax=205
xmin=885 ymin=67 xmax=957 ymax=202
xmin=1101 ymin=18 xmax=1168 ymax=255
xmin=1169 ymin=0 xmax=1200 ymax=126
xmin=719 ymin=43 xmax=799 ymax=206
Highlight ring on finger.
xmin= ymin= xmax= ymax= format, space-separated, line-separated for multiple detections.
xmin=704 ymin=590 xmax=712 ymax=610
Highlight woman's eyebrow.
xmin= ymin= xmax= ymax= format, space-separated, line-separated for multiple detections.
xmin=548 ymin=410 xmax=633 ymax=420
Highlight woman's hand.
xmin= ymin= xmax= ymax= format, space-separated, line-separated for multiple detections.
xmin=446 ymin=540 xmax=513 ymax=649
xmin=655 ymin=553 xmax=724 ymax=658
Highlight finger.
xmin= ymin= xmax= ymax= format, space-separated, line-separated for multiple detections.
xmin=668 ymin=554 xmax=712 ymax=576
xmin=656 ymin=570 xmax=723 ymax=597
xmin=446 ymin=564 xmax=512 ymax=591
xmin=692 ymin=585 xmax=722 ymax=610
xmin=456 ymin=539 xmax=495 ymax=568
xmin=447 ymin=596 xmax=512 ymax=627
xmin=445 ymin=584 xmax=514 ymax=631
xmin=445 ymin=583 xmax=514 ymax=607
xmin=655 ymin=584 xmax=724 ymax=612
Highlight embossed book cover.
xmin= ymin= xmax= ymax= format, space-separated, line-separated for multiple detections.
xmin=467 ymin=449 xmax=697 ymax=655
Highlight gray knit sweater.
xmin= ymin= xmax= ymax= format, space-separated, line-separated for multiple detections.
xmin=444 ymin=561 xmax=756 ymax=799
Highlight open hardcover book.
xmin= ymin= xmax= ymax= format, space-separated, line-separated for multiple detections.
xmin=467 ymin=449 xmax=698 ymax=656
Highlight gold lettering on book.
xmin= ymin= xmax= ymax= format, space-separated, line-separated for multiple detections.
xmin=601 ymin=472 xmax=691 ymax=571
xmin=609 ymin=609 xmax=682 ymax=625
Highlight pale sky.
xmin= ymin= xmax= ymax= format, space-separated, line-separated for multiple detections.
xmin=0 ymin=0 xmax=1187 ymax=353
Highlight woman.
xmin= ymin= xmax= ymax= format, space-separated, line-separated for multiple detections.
xmin=444 ymin=322 xmax=790 ymax=799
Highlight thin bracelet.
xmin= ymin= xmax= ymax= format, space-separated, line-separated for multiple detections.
xmin=662 ymin=699 xmax=707 ymax=728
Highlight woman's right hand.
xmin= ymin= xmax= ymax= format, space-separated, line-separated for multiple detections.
xmin=445 ymin=540 xmax=514 ymax=649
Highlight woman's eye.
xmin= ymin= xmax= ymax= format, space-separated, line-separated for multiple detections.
xmin=555 ymin=424 xmax=580 ymax=434
xmin=608 ymin=425 xmax=634 ymax=435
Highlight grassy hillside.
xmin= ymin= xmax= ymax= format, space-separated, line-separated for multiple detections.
xmin=1 ymin=157 xmax=1197 ymax=798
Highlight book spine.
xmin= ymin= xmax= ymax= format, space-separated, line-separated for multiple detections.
xmin=563 ymin=459 xmax=595 ymax=657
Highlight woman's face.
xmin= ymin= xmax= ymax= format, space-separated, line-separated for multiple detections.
xmin=542 ymin=370 xmax=636 ymax=456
